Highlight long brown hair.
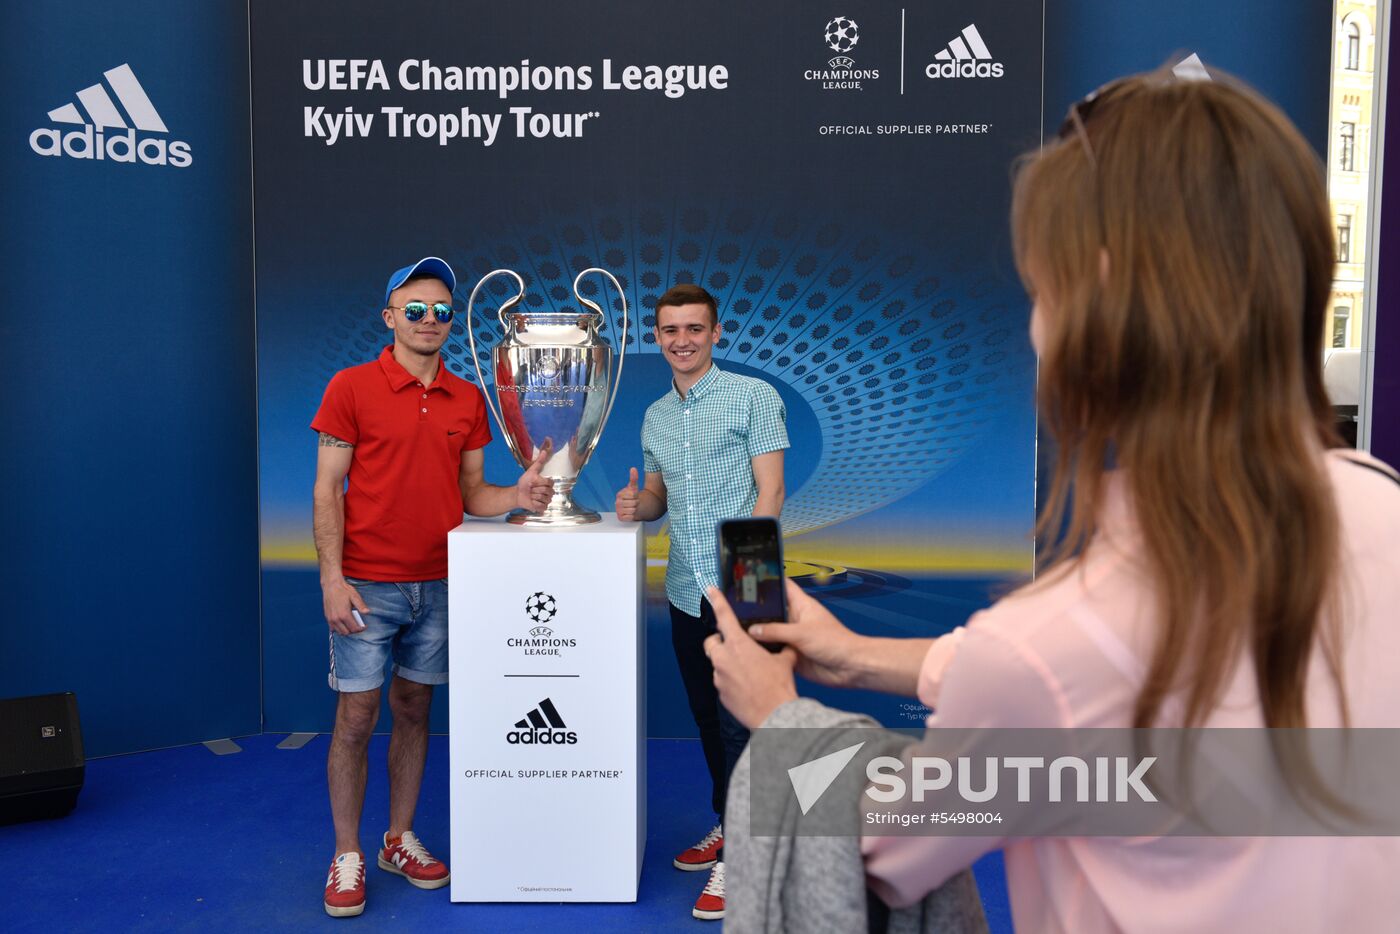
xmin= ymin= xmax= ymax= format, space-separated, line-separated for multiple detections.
xmin=1012 ymin=66 xmax=1345 ymax=736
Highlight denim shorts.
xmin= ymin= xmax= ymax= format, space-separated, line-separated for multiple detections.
xmin=327 ymin=578 xmax=449 ymax=693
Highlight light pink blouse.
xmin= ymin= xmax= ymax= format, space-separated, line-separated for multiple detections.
xmin=861 ymin=450 xmax=1400 ymax=933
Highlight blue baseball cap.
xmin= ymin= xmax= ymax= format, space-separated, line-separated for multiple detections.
xmin=384 ymin=256 xmax=456 ymax=306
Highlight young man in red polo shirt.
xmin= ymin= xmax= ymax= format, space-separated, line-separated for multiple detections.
xmin=311 ymin=256 xmax=553 ymax=918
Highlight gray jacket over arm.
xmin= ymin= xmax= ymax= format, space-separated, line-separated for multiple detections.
xmin=724 ymin=697 xmax=989 ymax=934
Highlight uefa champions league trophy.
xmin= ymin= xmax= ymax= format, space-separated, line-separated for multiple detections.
xmin=466 ymin=267 xmax=629 ymax=526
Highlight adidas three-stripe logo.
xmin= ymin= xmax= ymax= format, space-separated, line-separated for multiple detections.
xmin=49 ymin=64 xmax=167 ymax=131
xmin=514 ymin=697 xmax=568 ymax=730
xmin=934 ymin=24 xmax=993 ymax=64
xmin=29 ymin=63 xmax=192 ymax=167
xmin=506 ymin=698 xmax=578 ymax=745
xmin=926 ymin=24 xmax=1005 ymax=79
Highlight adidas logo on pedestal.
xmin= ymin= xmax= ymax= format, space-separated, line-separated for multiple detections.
xmin=506 ymin=698 xmax=578 ymax=745
xmin=925 ymin=25 xmax=1004 ymax=79
xmin=30 ymin=64 xmax=192 ymax=167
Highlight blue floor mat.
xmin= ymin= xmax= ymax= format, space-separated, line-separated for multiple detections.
xmin=0 ymin=733 xmax=1011 ymax=932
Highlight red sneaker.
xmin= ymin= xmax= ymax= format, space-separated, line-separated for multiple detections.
xmin=672 ymin=824 xmax=722 ymax=871
xmin=377 ymin=831 xmax=451 ymax=889
xmin=323 ymin=852 xmax=366 ymax=917
xmin=692 ymin=861 xmax=725 ymax=920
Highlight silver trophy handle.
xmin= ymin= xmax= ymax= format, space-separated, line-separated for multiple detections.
xmin=465 ymin=268 xmax=527 ymax=462
xmin=572 ymin=267 xmax=629 ymax=457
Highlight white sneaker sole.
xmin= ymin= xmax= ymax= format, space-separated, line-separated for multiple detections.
xmin=378 ymin=855 xmax=451 ymax=889
xmin=692 ymin=906 xmax=725 ymax=920
xmin=324 ymin=900 xmax=365 ymax=918
xmin=673 ymin=857 xmax=718 ymax=871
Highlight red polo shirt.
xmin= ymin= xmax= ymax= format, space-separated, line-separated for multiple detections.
xmin=311 ymin=346 xmax=492 ymax=581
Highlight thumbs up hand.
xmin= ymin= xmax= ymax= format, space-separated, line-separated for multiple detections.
xmin=516 ymin=439 xmax=555 ymax=512
xmin=616 ymin=467 xmax=642 ymax=521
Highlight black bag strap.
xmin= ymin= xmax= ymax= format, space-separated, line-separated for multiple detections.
xmin=1336 ymin=451 xmax=1400 ymax=489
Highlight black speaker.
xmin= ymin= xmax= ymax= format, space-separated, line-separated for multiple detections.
xmin=0 ymin=692 xmax=85 ymax=825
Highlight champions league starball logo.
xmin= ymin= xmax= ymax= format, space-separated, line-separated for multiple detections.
xmin=806 ymin=16 xmax=877 ymax=90
xmin=525 ymin=591 xmax=557 ymax=625
xmin=824 ymin=17 xmax=860 ymax=54
xmin=508 ymin=593 xmax=575 ymax=657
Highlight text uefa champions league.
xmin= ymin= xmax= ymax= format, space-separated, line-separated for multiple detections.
xmin=301 ymin=59 xmax=730 ymax=147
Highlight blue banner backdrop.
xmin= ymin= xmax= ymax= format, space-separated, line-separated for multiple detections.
xmin=0 ymin=0 xmax=259 ymax=756
xmin=250 ymin=0 xmax=1045 ymax=735
xmin=1045 ymin=0 xmax=1332 ymax=173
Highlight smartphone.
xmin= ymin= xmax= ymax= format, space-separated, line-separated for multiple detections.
xmin=716 ymin=517 xmax=787 ymax=641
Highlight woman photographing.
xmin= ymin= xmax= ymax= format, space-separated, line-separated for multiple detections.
xmin=707 ymin=65 xmax=1400 ymax=933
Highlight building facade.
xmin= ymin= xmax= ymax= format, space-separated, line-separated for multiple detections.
xmin=1327 ymin=0 xmax=1378 ymax=351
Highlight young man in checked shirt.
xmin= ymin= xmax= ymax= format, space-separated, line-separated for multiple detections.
xmin=615 ymin=283 xmax=788 ymax=920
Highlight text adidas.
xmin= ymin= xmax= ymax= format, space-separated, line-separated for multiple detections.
xmin=925 ymin=61 xmax=1004 ymax=79
xmin=506 ymin=727 xmax=578 ymax=745
xmin=29 ymin=125 xmax=193 ymax=167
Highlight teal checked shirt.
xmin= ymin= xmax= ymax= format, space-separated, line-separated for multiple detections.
xmin=642 ymin=364 xmax=790 ymax=616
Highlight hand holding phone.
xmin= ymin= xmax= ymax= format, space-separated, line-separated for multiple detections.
xmin=717 ymin=517 xmax=787 ymax=650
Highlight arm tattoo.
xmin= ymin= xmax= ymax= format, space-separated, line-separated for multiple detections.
xmin=318 ymin=432 xmax=353 ymax=449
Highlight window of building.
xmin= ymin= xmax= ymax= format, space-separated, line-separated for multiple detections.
xmin=1346 ymin=21 xmax=1362 ymax=69
xmin=1332 ymin=306 xmax=1350 ymax=348
xmin=1337 ymin=215 xmax=1352 ymax=263
xmin=1340 ymin=121 xmax=1356 ymax=171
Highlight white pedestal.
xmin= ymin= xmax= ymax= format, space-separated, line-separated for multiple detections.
xmin=447 ymin=514 xmax=646 ymax=902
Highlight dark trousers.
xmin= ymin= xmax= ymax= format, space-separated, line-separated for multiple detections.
xmin=670 ymin=599 xmax=750 ymax=827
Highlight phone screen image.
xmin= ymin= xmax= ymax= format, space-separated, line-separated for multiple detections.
xmin=717 ymin=517 xmax=786 ymax=626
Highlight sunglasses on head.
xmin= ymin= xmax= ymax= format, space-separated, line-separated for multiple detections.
xmin=1057 ymin=63 xmax=1212 ymax=165
xmin=387 ymin=301 xmax=455 ymax=324
xmin=1056 ymin=78 xmax=1133 ymax=169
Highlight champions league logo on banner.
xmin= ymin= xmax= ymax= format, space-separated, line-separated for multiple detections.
xmin=805 ymin=16 xmax=878 ymax=90
xmin=825 ymin=16 xmax=860 ymax=55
